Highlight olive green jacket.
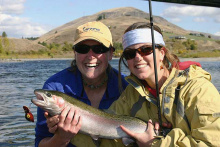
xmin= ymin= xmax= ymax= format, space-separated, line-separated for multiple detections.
xmin=107 ymin=65 xmax=220 ymax=146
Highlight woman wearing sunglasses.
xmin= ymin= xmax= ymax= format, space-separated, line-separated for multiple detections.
xmin=106 ymin=22 xmax=220 ymax=146
xmin=35 ymin=21 xmax=128 ymax=147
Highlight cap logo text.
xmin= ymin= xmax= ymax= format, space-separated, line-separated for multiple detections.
xmin=83 ymin=27 xmax=102 ymax=33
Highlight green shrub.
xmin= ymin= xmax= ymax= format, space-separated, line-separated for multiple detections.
xmin=0 ymin=38 xmax=3 ymax=54
xmin=62 ymin=42 xmax=73 ymax=52
xmin=2 ymin=31 xmax=7 ymax=37
xmin=113 ymin=42 xmax=123 ymax=51
xmin=172 ymin=41 xmax=185 ymax=51
xmin=182 ymin=39 xmax=197 ymax=50
xmin=38 ymin=41 xmax=47 ymax=46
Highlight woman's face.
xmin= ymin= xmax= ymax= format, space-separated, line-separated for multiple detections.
xmin=75 ymin=40 xmax=113 ymax=80
xmin=126 ymin=43 xmax=164 ymax=82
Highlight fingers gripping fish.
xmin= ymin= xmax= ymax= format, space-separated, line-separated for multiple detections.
xmin=31 ymin=89 xmax=148 ymax=146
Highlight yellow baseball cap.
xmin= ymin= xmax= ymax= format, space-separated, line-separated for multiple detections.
xmin=73 ymin=21 xmax=113 ymax=48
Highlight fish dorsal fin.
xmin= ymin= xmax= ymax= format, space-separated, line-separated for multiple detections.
xmin=91 ymin=135 xmax=99 ymax=140
xmin=122 ymin=137 xmax=135 ymax=146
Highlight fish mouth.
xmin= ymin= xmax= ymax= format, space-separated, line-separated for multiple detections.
xmin=35 ymin=92 xmax=44 ymax=100
xmin=31 ymin=90 xmax=48 ymax=106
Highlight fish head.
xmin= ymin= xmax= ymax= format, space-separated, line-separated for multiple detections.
xmin=31 ymin=89 xmax=63 ymax=116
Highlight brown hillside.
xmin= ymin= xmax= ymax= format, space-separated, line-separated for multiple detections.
xmin=7 ymin=38 xmax=47 ymax=52
xmin=6 ymin=7 xmax=219 ymax=54
xmin=35 ymin=7 xmax=187 ymax=45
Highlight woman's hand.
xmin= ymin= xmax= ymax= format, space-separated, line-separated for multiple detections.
xmin=44 ymin=95 xmax=65 ymax=134
xmin=45 ymin=112 xmax=59 ymax=133
xmin=55 ymin=107 xmax=82 ymax=144
xmin=44 ymin=95 xmax=82 ymax=145
xmin=120 ymin=119 xmax=159 ymax=147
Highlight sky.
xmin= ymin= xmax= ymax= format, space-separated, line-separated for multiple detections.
xmin=0 ymin=0 xmax=220 ymax=38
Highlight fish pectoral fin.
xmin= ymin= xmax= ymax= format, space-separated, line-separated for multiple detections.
xmin=122 ymin=137 xmax=135 ymax=146
xmin=90 ymin=135 xmax=99 ymax=140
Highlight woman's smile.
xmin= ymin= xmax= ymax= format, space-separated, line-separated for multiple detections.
xmin=85 ymin=63 xmax=99 ymax=68
xmin=135 ymin=63 xmax=148 ymax=69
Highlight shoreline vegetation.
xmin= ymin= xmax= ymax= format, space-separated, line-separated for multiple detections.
xmin=1 ymin=34 xmax=220 ymax=62
xmin=1 ymin=57 xmax=220 ymax=63
xmin=1 ymin=39 xmax=220 ymax=61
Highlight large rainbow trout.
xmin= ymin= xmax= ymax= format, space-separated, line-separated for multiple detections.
xmin=32 ymin=89 xmax=147 ymax=145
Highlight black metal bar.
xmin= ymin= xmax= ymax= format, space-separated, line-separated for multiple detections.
xmin=144 ymin=0 xmax=220 ymax=8
xmin=148 ymin=0 xmax=163 ymax=128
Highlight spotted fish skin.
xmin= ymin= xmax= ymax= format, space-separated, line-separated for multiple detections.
xmin=32 ymin=89 xmax=147 ymax=141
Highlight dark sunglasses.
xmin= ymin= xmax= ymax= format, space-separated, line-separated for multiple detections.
xmin=123 ymin=45 xmax=162 ymax=60
xmin=74 ymin=44 xmax=110 ymax=54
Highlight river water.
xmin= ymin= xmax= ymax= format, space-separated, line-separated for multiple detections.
xmin=0 ymin=58 xmax=219 ymax=146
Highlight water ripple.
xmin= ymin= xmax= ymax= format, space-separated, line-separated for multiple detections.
xmin=0 ymin=59 xmax=219 ymax=146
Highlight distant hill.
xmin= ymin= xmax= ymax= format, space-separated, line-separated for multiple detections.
xmin=9 ymin=38 xmax=47 ymax=51
xmin=5 ymin=7 xmax=220 ymax=54
xmin=35 ymin=7 xmax=188 ymax=45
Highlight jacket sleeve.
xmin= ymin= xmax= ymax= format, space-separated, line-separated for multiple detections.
xmin=152 ymin=79 xmax=220 ymax=147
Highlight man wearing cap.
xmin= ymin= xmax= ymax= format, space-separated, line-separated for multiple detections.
xmin=35 ymin=21 xmax=128 ymax=147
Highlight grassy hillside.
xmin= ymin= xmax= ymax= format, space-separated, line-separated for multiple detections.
xmin=0 ymin=7 xmax=219 ymax=59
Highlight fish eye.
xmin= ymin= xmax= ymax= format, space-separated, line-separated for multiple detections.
xmin=46 ymin=92 xmax=52 ymax=97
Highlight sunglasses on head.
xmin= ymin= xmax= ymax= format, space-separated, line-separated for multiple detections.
xmin=123 ymin=45 xmax=162 ymax=60
xmin=74 ymin=44 xmax=110 ymax=54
